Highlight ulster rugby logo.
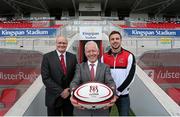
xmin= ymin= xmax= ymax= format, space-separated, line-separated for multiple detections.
xmin=89 ymin=85 xmax=99 ymax=95
xmin=119 ymin=58 xmax=124 ymax=63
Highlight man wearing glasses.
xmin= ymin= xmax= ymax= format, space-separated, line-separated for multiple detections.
xmin=41 ymin=35 xmax=77 ymax=116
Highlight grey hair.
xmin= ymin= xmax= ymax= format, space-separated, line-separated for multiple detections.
xmin=56 ymin=35 xmax=68 ymax=43
xmin=84 ymin=41 xmax=99 ymax=52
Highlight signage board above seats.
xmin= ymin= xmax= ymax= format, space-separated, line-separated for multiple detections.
xmin=79 ymin=26 xmax=102 ymax=40
xmin=0 ymin=28 xmax=57 ymax=37
xmin=124 ymin=29 xmax=180 ymax=37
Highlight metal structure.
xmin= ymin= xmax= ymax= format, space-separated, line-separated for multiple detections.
xmin=0 ymin=0 xmax=180 ymax=17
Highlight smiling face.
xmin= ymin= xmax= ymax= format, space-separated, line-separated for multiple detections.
xmin=109 ymin=33 xmax=122 ymax=52
xmin=85 ymin=41 xmax=99 ymax=63
xmin=56 ymin=36 xmax=68 ymax=53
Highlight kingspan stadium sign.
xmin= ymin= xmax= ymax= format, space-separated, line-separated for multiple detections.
xmin=124 ymin=29 xmax=180 ymax=37
xmin=0 ymin=28 xmax=57 ymax=37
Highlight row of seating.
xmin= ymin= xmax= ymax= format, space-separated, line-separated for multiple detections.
xmin=119 ymin=22 xmax=180 ymax=29
xmin=0 ymin=23 xmax=63 ymax=28
xmin=0 ymin=23 xmax=33 ymax=28
xmin=0 ymin=88 xmax=18 ymax=116
xmin=166 ymin=88 xmax=180 ymax=105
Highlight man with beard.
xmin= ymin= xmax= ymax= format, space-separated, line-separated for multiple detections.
xmin=101 ymin=31 xmax=136 ymax=116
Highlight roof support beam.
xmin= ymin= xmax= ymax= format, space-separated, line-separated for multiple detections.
xmin=131 ymin=0 xmax=143 ymax=13
xmin=103 ymin=0 xmax=108 ymax=11
xmin=72 ymin=0 xmax=77 ymax=12
xmin=132 ymin=1 xmax=168 ymax=12
xmin=12 ymin=0 xmax=47 ymax=12
xmin=2 ymin=0 xmax=22 ymax=14
xmin=155 ymin=0 xmax=176 ymax=16
xmin=37 ymin=0 xmax=49 ymax=12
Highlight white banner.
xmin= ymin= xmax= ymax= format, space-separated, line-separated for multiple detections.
xmin=79 ymin=26 xmax=102 ymax=40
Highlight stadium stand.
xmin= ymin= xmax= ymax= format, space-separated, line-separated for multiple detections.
xmin=0 ymin=88 xmax=18 ymax=108
xmin=119 ymin=22 xmax=180 ymax=29
xmin=0 ymin=88 xmax=18 ymax=115
xmin=0 ymin=0 xmax=180 ymax=116
xmin=166 ymin=88 xmax=180 ymax=105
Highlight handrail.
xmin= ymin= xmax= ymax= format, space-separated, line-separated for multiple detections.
xmin=5 ymin=76 xmax=43 ymax=116
xmin=136 ymin=65 xmax=180 ymax=116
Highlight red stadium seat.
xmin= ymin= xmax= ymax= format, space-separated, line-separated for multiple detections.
xmin=0 ymin=108 xmax=9 ymax=116
xmin=0 ymin=88 xmax=18 ymax=107
xmin=0 ymin=88 xmax=18 ymax=116
xmin=166 ymin=88 xmax=180 ymax=105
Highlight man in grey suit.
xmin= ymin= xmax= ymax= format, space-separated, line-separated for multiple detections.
xmin=70 ymin=41 xmax=116 ymax=116
xmin=41 ymin=36 xmax=77 ymax=116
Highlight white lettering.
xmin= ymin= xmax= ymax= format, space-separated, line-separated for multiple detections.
xmin=26 ymin=29 xmax=48 ymax=35
xmin=132 ymin=30 xmax=154 ymax=36
xmin=156 ymin=30 xmax=176 ymax=36
xmin=157 ymin=70 xmax=180 ymax=79
xmin=1 ymin=30 xmax=25 ymax=36
xmin=0 ymin=72 xmax=39 ymax=82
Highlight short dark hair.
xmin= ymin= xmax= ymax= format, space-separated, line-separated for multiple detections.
xmin=109 ymin=31 xmax=122 ymax=40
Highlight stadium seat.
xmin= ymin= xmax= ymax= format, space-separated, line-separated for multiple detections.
xmin=0 ymin=108 xmax=9 ymax=116
xmin=0 ymin=88 xmax=18 ymax=107
xmin=166 ymin=88 xmax=180 ymax=105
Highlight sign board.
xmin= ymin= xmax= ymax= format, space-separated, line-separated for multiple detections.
xmin=0 ymin=28 xmax=57 ymax=37
xmin=124 ymin=29 xmax=180 ymax=37
xmin=80 ymin=26 xmax=102 ymax=40
xmin=144 ymin=67 xmax=180 ymax=84
xmin=79 ymin=3 xmax=101 ymax=11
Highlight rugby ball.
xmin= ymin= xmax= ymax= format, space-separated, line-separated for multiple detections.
xmin=72 ymin=82 xmax=114 ymax=109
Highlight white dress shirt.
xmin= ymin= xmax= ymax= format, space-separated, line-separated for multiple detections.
xmin=56 ymin=50 xmax=66 ymax=67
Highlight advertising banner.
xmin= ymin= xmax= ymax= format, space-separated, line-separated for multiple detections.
xmin=0 ymin=28 xmax=57 ymax=37
xmin=0 ymin=68 xmax=40 ymax=85
xmin=80 ymin=26 xmax=102 ymax=40
xmin=144 ymin=67 xmax=180 ymax=84
xmin=124 ymin=29 xmax=180 ymax=37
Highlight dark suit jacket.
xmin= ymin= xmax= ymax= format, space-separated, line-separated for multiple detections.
xmin=70 ymin=62 xmax=115 ymax=92
xmin=41 ymin=50 xmax=77 ymax=107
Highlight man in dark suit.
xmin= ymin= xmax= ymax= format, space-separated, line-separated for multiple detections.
xmin=41 ymin=36 xmax=77 ymax=116
xmin=70 ymin=41 xmax=116 ymax=116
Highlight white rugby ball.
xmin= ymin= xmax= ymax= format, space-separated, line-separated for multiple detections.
xmin=73 ymin=82 xmax=114 ymax=109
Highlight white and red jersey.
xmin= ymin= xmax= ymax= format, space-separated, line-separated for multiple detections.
xmin=102 ymin=48 xmax=136 ymax=96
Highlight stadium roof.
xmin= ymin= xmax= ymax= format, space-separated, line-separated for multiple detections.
xmin=0 ymin=0 xmax=179 ymax=18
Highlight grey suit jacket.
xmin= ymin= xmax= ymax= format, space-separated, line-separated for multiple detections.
xmin=70 ymin=62 xmax=115 ymax=92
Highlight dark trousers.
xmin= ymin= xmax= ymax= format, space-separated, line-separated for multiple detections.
xmin=116 ymin=94 xmax=130 ymax=116
xmin=47 ymin=98 xmax=73 ymax=116
xmin=109 ymin=94 xmax=130 ymax=116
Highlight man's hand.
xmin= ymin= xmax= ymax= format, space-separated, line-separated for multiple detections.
xmin=60 ymin=88 xmax=70 ymax=99
xmin=103 ymin=95 xmax=118 ymax=109
xmin=70 ymin=96 xmax=85 ymax=110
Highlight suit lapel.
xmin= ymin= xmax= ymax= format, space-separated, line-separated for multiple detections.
xmin=85 ymin=63 xmax=91 ymax=81
xmin=95 ymin=62 xmax=101 ymax=81
xmin=65 ymin=52 xmax=70 ymax=74
xmin=53 ymin=51 xmax=64 ymax=74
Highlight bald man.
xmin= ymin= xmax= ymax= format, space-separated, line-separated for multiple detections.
xmin=70 ymin=41 xmax=116 ymax=116
xmin=41 ymin=35 xmax=77 ymax=116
